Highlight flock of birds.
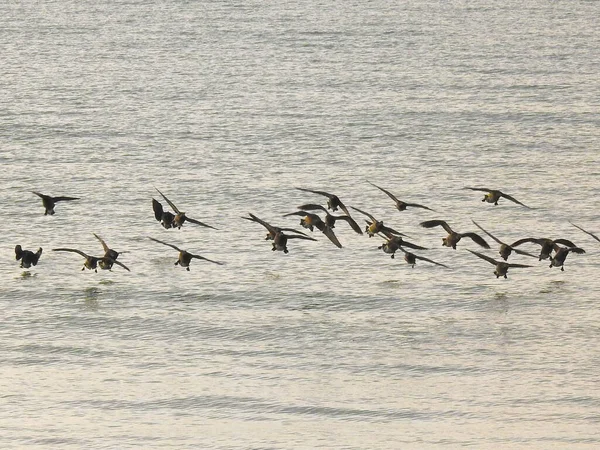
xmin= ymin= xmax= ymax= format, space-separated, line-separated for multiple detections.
xmin=15 ymin=185 xmax=599 ymax=279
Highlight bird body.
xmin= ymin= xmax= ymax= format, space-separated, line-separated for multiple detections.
xmin=467 ymin=250 xmax=532 ymax=278
xmin=420 ymin=220 xmax=490 ymax=250
xmin=368 ymin=181 xmax=433 ymax=211
xmin=15 ymin=245 xmax=43 ymax=268
xmin=153 ymin=188 xmax=217 ymax=230
xmin=463 ymin=187 xmax=529 ymax=208
xmin=148 ymin=237 xmax=222 ymax=270
xmin=32 ymin=191 xmax=79 ymax=215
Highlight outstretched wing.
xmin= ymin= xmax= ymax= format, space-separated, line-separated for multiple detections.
xmin=466 ymin=249 xmax=497 ymax=266
xmin=296 ymin=187 xmax=333 ymax=199
xmin=419 ymin=219 xmax=453 ymax=234
xmin=507 ymin=263 xmax=533 ymax=269
xmin=368 ymin=181 xmax=399 ymax=203
xmin=185 ymin=215 xmax=218 ymax=230
xmin=109 ymin=258 xmax=131 ymax=272
xmin=321 ymin=227 xmax=342 ymax=248
xmin=152 ymin=198 xmax=164 ymax=221
xmin=553 ymin=238 xmax=577 ymax=248
xmin=286 ymin=234 xmax=318 ymax=242
xmin=471 ymin=220 xmax=504 ymax=246
xmin=499 ymin=191 xmax=530 ymax=208
xmin=461 ymin=232 xmax=490 ymax=249
xmin=244 ymin=213 xmax=277 ymax=235
xmin=463 ymin=186 xmax=491 ymax=193
xmin=155 ymin=188 xmax=181 ymax=214
xmin=415 ymin=255 xmax=448 ymax=268
xmin=52 ymin=248 xmax=90 ymax=258
xmin=510 ymin=237 xmax=544 ymax=248
xmin=93 ymin=233 xmax=110 ymax=253
xmin=403 ymin=202 xmax=434 ymax=211
xmin=400 ymin=240 xmax=427 ymax=251
xmin=570 ymin=222 xmax=600 ymax=243
xmin=190 ymin=254 xmax=224 ymax=265
xmin=147 ymin=237 xmax=182 ymax=253
xmin=381 ymin=225 xmax=409 ymax=238
xmin=298 ymin=203 xmax=327 ymax=213
xmin=32 ymin=191 xmax=50 ymax=201
xmin=350 ymin=206 xmax=377 ymax=222
xmin=52 ymin=196 xmax=79 ymax=202
xmin=336 ymin=215 xmax=363 ymax=234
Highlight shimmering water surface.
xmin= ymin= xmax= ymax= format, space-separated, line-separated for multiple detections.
xmin=2 ymin=0 xmax=600 ymax=448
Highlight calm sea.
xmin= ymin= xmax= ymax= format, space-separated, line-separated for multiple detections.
xmin=1 ymin=0 xmax=599 ymax=448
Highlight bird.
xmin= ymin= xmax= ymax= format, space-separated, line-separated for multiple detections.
xmin=93 ymin=233 xmax=127 ymax=270
xmin=295 ymin=187 xmax=351 ymax=216
xmin=296 ymin=203 xmax=363 ymax=234
xmin=243 ymin=213 xmax=317 ymax=253
xmin=148 ymin=237 xmax=222 ymax=270
xmin=53 ymin=248 xmax=130 ymax=272
xmin=570 ymin=222 xmax=600 ymax=243
xmin=32 ymin=191 xmax=79 ymax=215
xmin=420 ymin=220 xmax=490 ymax=250
xmin=397 ymin=247 xmax=448 ymax=269
xmin=349 ymin=206 xmax=408 ymax=238
xmin=243 ymin=213 xmax=310 ymax=240
xmin=463 ymin=187 xmax=530 ymax=208
xmin=15 ymin=245 xmax=43 ymax=269
xmin=510 ymin=237 xmax=578 ymax=261
xmin=377 ymin=232 xmax=428 ymax=259
xmin=152 ymin=188 xmax=217 ymax=230
xmin=467 ymin=249 xmax=532 ymax=279
xmin=548 ymin=245 xmax=585 ymax=271
xmin=368 ymin=181 xmax=433 ymax=211
xmin=471 ymin=220 xmax=537 ymax=261
xmin=284 ymin=211 xmax=343 ymax=248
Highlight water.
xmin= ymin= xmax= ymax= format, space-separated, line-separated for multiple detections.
xmin=1 ymin=0 xmax=600 ymax=448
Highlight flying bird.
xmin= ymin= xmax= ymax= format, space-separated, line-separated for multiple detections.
xmin=32 ymin=191 xmax=79 ymax=215
xmin=284 ymin=211 xmax=343 ymax=248
xmin=295 ymin=187 xmax=351 ymax=216
xmin=548 ymin=245 xmax=585 ymax=271
xmin=153 ymin=188 xmax=217 ymax=230
xmin=467 ymin=249 xmax=532 ymax=279
xmin=397 ymin=247 xmax=448 ymax=269
xmin=420 ymin=220 xmax=490 ymax=250
xmin=463 ymin=187 xmax=530 ymax=208
xmin=148 ymin=237 xmax=222 ymax=270
xmin=93 ymin=233 xmax=128 ymax=271
xmin=570 ymin=222 xmax=600 ymax=243
xmin=368 ymin=181 xmax=433 ymax=212
xmin=243 ymin=213 xmax=317 ymax=253
xmin=296 ymin=203 xmax=363 ymax=234
xmin=53 ymin=248 xmax=130 ymax=272
xmin=15 ymin=245 xmax=43 ymax=269
xmin=350 ymin=206 xmax=408 ymax=238
xmin=243 ymin=213 xmax=310 ymax=240
xmin=471 ymin=220 xmax=537 ymax=261
xmin=377 ymin=233 xmax=428 ymax=259
xmin=510 ymin=237 xmax=578 ymax=261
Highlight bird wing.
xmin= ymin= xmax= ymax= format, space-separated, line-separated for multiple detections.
xmin=507 ymin=263 xmax=533 ymax=269
xmin=419 ymin=219 xmax=453 ymax=234
xmin=336 ymin=215 xmax=363 ymax=234
xmin=471 ymin=220 xmax=504 ymax=246
xmin=568 ymin=247 xmax=586 ymax=254
xmin=509 ymin=237 xmax=544 ymax=248
xmin=32 ymin=191 xmax=50 ymax=200
xmin=368 ymin=181 xmax=399 ymax=203
xmin=415 ymin=254 xmax=448 ymax=268
xmin=152 ymin=198 xmax=164 ymax=221
xmin=463 ymin=187 xmax=491 ymax=193
xmin=336 ymin=198 xmax=351 ymax=217
xmin=297 ymin=203 xmax=327 ymax=213
xmin=499 ymin=191 xmax=530 ymax=208
xmin=286 ymin=234 xmax=318 ymax=242
xmin=155 ymin=188 xmax=181 ymax=214
xmin=244 ymin=213 xmax=277 ymax=235
xmin=400 ymin=240 xmax=428 ymax=251
xmin=93 ymin=233 xmax=110 ymax=254
xmin=52 ymin=248 xmax=90 ymax=258
xmin=283 ymin=211 xmax=308 ymax=218
xmin=189 ymin=254 xmax=224 ymax=265
xmin=296 ymin=187 xmax=332 ymax=199
xmin=52 ymin=196 xmax=79 ymax=202
xmin=570 ymin=222 xmax=600 ymax=243
xmin=466 ymin=249 xmax=497 ymax=266
xmin=185 ymin=216 xmax=218 ymax=230
xmin=512 ymin=248 xmax=539 ymax=258
xmin=553 ymin=238 xmax=577 ymax=248
xmin=381 ymin=225 xmax=409 ymax=237
xmin=403 ymin=202 xmax=434 ymax=211
xmin=109 ymin=258 xmax=131 ymax=272
xmin=278 ymin=227 xmax=309 ymax=237
xmin=147 ymin=237 xmax=182 ymax=253
xmin=461 ymin=232 xmax=490 ymax=249
xmin=321 ymin=227 xmax=343 ymax=248
xmin=350 ymin=206 xmax=376 ymax=222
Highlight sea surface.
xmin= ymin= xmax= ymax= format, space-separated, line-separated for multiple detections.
xmin=1 ymin=0 xmax=600 ymax=448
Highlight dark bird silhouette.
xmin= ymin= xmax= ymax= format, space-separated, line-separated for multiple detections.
xmin=420 ymin=220 xmax=490 ymax=250
xmin=377 ymin=232 xmax=428 ymax=259
xmin=284 ymin=211 xmax=343 ymax=248
xmin=549 ymin=245 xmax=585 ymax=271
xmin=570 ymin=222 xmax=600 ymax=243
xmin=93 ymin=233 xmax=128 ymax=270
xmin=463 ymin=187 xmax=530 ymax=208
xmin=368 ymin=181 xmax=433 ymax=212
xmin=152 ymin=188 xmax=217 ymax=230
xmin=398 ymin=247 xmax=448 ymax=268
xmin=243 ymin=213 xmax=310 ymax=240
xmin=471 ymin=220 xmax=537 ymax=261
xmin=510 ymin=237 xmax=578 ymax=261
xmin=297 ymin=204 xmax=363 ymax=234
xmin=15 ymin=245 xmax=43 ymax=269
xmin=148 ymin=237 xmax=222 ymax=270
xmin=53 ymin=248 xmax=130 ymax=272
xmin=467 ymin=249 xmax=532 ymax=279
xmin=32 ymin=191 xmax=79 ymax=215
xmin=295 ymin=187 xmax=351 ymax=216
xmin=349 ymin=206 xmax=408 ymax=238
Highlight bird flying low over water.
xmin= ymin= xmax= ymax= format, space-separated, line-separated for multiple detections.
xmin=377 ymin=232 xmax=428 ymax=259
xmin=93 ymin=233 xmax=127 ymax=271
xmin=284 ymin=211 xmax=343 ymax=248
xmin=296 ymin=204 xmax=363 ymax=234
xmin=467 ymin=249 xmax=532 ymax=279
xmin=243 ymin=213 xmax=317 ymax=253
xmin=368 ymin=181 xmax=434 ymax=212
xmin=420 ymin=220 xmax=490 ymax=250
xmin=510 ymin=237 xmax=579 ymax=261
xmin=148 ymin=237 xmax=222 ymax=270
xmin=398 ymin=247 xmax=448 ymax=269
xmin=570 ymin=222 xmax=600 ymax=243
xmin=471 ymin=220 xmax=537 ymax=261
xmin=32 ymin=191 xmax=79 ymax=215
xmin=463 ymin=187 xmax=530 ymax=208
xmin=53 ymin=248 xmax=130 ymax=272
xmin=295 ymin=187 xmax=351 ymax=216
xmin=152 ymin=188 xmax=217 ymax=230
xmin=548 ymin=245 xmax=585 ymax=271
xmin=15 ymin=245 xmax=43 ymax=269
xmin=350 ymin=206 xmax=408 ymax=238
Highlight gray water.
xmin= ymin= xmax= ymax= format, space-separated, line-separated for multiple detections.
xmin=2 ymin=0 xmax=600 ymax=448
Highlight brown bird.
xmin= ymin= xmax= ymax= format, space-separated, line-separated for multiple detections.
xmin=93 ymin=233 xmax=128 ymax=271
xmin=398 ymin=247 xmax=448 ymax=269
xmin=148 ymin=237 xmax=222 ymax=271
xmin=420 ymin=220 xmax=490 ymax=250
xmin=284 ymin=211 xmax=342 ymax=248
xmin=153 ymin=188 xmax=217 ymax=230
xmin=296 ymin=204 xmax=363 ymax=234
xmin=570 ymin=222 xmax=600 ymax=243
xmin=471 ymin=220 xmax=537 ymax=261
xmin=53 ymin=248 xmax=130 ymax=272
xmin=467 ymin=249 xmax=532 ymax=279
xmin=549 ymin=245 xmax=585 ymax=271
xmin=350 ymin=206 xmax=408 ymax=238
xmin=15 ymin=245 xmax=43 ymax=269
xmin=243 ymin=213 xmax=310 ymax=240
xmin=296 ymin=187 xmax=351 ymax=216
xmin=32 ymin=191 xmax=79 ymax=215
xmin=463 ymin=187 xmax=530 ymax=208
xmin=377 ymin=232 xmax=428 ymax=259
xmin=510 ymin=237 xmax=578 ymax=261
xmin=368 ymin=181 xmax=433 ymax=211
